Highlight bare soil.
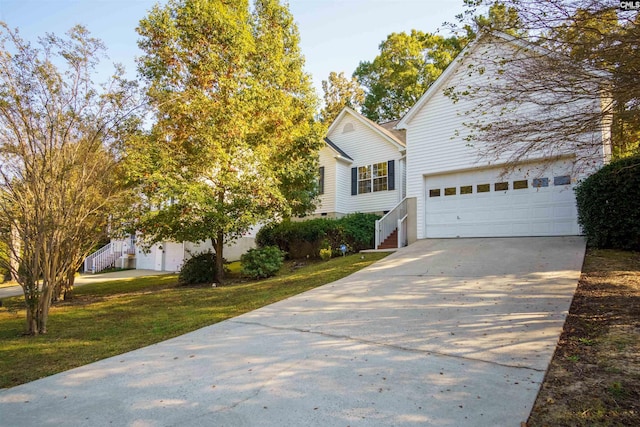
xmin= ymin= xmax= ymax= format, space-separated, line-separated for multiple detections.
xmin=527 ymin=249 xmax=640 ymax=426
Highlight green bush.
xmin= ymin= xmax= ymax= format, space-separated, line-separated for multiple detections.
xmin=178 ymin=251 xmax=216 ymax=285
xmin=241 ymin=246 xmax=284 ymax=279
xmin=256 ymin=213 xmax=380 ymax=259
xmin=575 ymin=155 xmax=640 ymax=250
xmin=338 ymin=213 xmax=380 ymax=252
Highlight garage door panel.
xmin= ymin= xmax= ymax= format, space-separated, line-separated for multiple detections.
xmin=424 ymin=162 xmax=580 ymax=237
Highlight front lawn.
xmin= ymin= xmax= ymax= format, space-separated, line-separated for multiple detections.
xmin=0 ymin=252 xmax=388 ymax=389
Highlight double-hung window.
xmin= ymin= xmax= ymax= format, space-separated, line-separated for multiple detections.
xmin=358 ymin=165 xmax=372 ymax=194
xmin=372 ymin=162 xmax=388 ymax=192
xmin=352 ymin=160 xmax=394 ymax=195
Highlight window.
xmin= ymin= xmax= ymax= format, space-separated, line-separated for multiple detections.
xmin=495 ymin=182 xmax=508 ymax=191
xmin=477 ymin=183 xmax=490 ymax=193
xmin=358 ymin=165 xmax=372 ymax=194
xmin=532 ymin=178 xmax=549 ymax=188
xmin=554 ymin=175 xmax=571 ymax=185
xmin=429 ymin=189 xmax=441 ymax=197
xmin=372 ymin=162 xmax=388 ymax=192
xmin=444 ymin=187 xmax=456 ymax=196
xmin=351 ymin=161 xmax=395 ymax=195
xmin=513 ymin=180 xmax=528 ymax=190
xmin=318 ymin=166 xmax=325 ymax=195
xmin=460 ymin=185 xmax=473 ymax=195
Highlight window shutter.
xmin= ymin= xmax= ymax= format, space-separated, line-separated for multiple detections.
xmin=318 ymin=166 xmax=325 ymax=195
xmin=351 ymin=167 xmax=357 ymax=195
xmin=388 ymin=160 xmax=395 ymax=191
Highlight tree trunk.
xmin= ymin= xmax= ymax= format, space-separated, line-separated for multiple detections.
xmin=63 ymin=269 xmax=75 ymax=301
xmin=213 ymin=231 xmax=225 ymax=282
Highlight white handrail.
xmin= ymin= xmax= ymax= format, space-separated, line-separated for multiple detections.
xmin=84 ymin=235 xmax=136 ymax=274
xmin=375 ymin=197 xmax=407 ymax=249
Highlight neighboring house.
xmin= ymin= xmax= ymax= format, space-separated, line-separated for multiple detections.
xmin=387 ymin=32 xmax=610 ymax=243
xmin=85 ymin=227 xmax=260 ymax=274
xmin=313 ymin=107 xmax=406 ymax=218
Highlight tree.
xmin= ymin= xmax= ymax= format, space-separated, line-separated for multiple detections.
xmin=353 ymin=30 xmax=466 ymax=122
xmin=449 ymin=1 xmax=639 ymax=167
xmin=133 ymin=0 xmax=322 ymax=280
xmin=320 ymin=71 xmax=365 ymax=123
xmin=0 ymin=24 xmax=140 ymax=334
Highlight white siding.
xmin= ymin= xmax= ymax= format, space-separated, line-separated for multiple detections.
xmin=335 ymin=161 xmax=351 ymax=215
xmin=405 ymin=40 xmax=606 ymax=239
xmin=328 ymin=115 xmax=402 ymax=214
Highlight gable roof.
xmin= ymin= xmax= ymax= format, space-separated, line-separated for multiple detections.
xmin=328 ymin=106 xmax=406 ymax=150
xmin=378 ymin=119 xmax=406 ymax=144
xmin=324 ymin=137 xmax=353 ymax=161
xmin=396 ymin=31 xmax=610 ymax=129
xmin=396 ymin=34 xmax=484 ymax=129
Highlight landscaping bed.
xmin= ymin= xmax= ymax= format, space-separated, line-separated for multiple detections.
xmin=527 ymin=249 xmax=640 ymax=426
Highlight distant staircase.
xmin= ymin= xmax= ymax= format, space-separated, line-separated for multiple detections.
xmin=84 ymin=236 xmax=136 ymax=274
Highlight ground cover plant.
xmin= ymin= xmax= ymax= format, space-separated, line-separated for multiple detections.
xmin=527 ymin=249 xmax=640 ymax=426
xmin=0 ymin=252 xmax=387 ymax=388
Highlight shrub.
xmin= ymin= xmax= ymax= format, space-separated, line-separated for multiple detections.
xmin=256 ymin=218 xmax=339 ymax=258
xmin=575 ymin=154 xmax=640 ymax=250
xmin=319 ymin=247 xmax=332 ymax=261
xmin=256 ymin=213 xmax=380 ymax=259
xmin=337 ymin=213 xmax=380 ymax=252
xmin=178 ymin=251 xmax=216 ymax=285
xmin=241 ymin=246 xmax=284 ymax=279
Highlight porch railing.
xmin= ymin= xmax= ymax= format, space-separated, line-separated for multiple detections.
xmin=375 ymin=197 xmax=408 ymax=249
xmin=84 ymin=235 xmax=136 ymax=274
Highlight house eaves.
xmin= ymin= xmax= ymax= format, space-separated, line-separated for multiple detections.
xmin=328 ymin=107 xmax=406 ymax=152
xmin=397 ymin=30 xmax=611 ymax=129
xmin=324 ymin=137 xmax=353 ymax=163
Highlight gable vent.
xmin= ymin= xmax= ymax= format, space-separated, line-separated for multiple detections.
xmin=343 ymin=122 xmax=354 ymax=133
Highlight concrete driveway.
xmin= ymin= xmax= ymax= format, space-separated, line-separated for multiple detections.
xmin=0 ymin=237 xmax=585 ymax=426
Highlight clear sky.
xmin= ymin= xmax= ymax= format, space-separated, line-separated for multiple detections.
xmin=0 ymin=0 xmax=467 ymax=97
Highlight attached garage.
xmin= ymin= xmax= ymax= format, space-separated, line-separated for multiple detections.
xmin=423 ymin=161 xmax=580 ymax=238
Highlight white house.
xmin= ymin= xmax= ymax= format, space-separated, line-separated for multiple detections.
xmin=387 ymin=32 xmax=610 ymax=242
xmin=87 ymin=33 xmax=611 ymax=272
xmin=86 ymin=108 xmax=409 ymax=273
xmin=313 ymin=107 xmax=406 ymax=218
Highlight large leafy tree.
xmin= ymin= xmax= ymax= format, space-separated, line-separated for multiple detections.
xmin=133 ymin=0 xmax=322 ymax=280
xmin=320 ymin=71 xmax=365 ymax=123
xmin=353 ymin=30 xmax=466 ymax=122
xmin=451 ymin=0 xmax=639 ymax=165
xmin=0 ymin=24 xmax=140 ymax=334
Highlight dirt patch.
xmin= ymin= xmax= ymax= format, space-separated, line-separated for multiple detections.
xmin=527 ymin=249 xmax=640 ymax=426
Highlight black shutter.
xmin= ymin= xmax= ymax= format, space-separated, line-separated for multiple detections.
xmin=388 ymin=160 xmax=395 ymax=191
xmin=318 ymin=166 xmax=325 ymax=195
xmin=351 ymin=167 xmax=358 ymax=195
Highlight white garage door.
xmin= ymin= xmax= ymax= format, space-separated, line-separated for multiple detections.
xmin=163 ymin=242 xmax=185 ymax=272
xmin=424 ymin=162 xmax=579 ymax=238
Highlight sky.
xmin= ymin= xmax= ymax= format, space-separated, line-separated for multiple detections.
xmin=0 ymin=0 xmax=467 ymax=98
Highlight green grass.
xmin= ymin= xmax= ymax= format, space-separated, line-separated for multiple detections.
xmin=0 ymin=252 xmax=387 ymax=389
